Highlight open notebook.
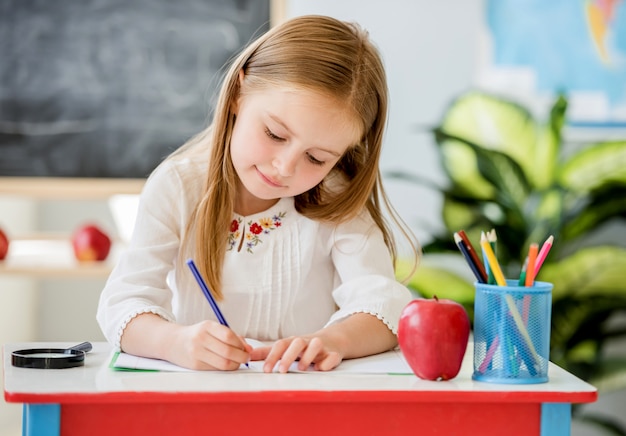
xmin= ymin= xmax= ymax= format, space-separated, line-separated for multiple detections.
xmin=110 ymin=339 xmax=413 ymax=374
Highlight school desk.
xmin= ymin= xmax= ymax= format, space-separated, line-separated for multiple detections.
xmin=4 ymin=342 xmax=596 ymax=436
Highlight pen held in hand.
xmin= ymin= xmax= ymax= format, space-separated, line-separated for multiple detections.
xmin=186 ymin=259 xmax=250 ymax=368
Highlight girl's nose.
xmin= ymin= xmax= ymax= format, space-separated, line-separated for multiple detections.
xmin=272 ymin=151 xmax=297 ymax=177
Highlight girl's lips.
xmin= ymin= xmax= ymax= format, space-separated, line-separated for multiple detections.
xmin=256 ymin=167 xmax=284 ymax=188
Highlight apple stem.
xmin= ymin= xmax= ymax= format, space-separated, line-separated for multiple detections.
xmin=434 ymin=295 xmax=439 ymax=302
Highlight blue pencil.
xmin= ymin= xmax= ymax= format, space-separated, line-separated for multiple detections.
xmin=186 ymin=259 xmax=249 ymax=367
xmin=454 ymin=232 xmax=487 ymax=283
xmin=505 ymin=314 xmax=538 ymax=376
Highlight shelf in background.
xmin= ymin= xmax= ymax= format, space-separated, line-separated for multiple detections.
xmin=0 ymin=177 xmax=145 ymax=199
xmin=0 ymin=238 xmax=122 ymax=279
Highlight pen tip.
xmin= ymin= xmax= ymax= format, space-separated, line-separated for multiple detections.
xmin=547 ymin=235 xmax=554 ymax=243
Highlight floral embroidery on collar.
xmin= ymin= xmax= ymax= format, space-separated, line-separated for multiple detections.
xmin=227 ymin=211 xmax=287 ymax=253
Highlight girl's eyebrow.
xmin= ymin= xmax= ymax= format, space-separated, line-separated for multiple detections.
xmin=268 ymin=113 xmax=342 ymax=157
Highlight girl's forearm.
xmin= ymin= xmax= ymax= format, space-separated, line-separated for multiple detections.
xmin=119 ymin=313 xmax=180 ymax=361
xmin=313 ymin=312 xmax=398 ymax=359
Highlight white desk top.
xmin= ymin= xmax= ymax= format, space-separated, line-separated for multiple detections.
xmin=3 ymin=342 xmax=597 ymax=404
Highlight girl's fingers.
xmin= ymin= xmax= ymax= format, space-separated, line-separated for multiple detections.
xmin=193 ymin=348 xmax=243 ymax=371
xmin=239 ymin=336 xmax=254 ymax=353
xmin=262 ymin=338 xmax=292 ymax=373
xmin=205 ymin=322 xmax=247 ymax=350
xmin=249 ymin=345 xmax=271 ymax=361
xmin=296 ymin=337 xmax=324 ymax=371
xmin=192 ymin=323 xmax=250 ymax=368
xmin=277 ymin=337 xmax=308 ymax=373
xmin=258 ymin=336 xmax=344 ymax=373
xmin=313 ymin=351 xmax=342 ymax=371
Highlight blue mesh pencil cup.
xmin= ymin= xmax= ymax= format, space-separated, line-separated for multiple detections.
xmin=472 ymin=280 xmax=553 ymax=384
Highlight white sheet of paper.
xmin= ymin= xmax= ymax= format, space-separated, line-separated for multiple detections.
xmin=330 ymin=349 xmax=412 ymax=374
xmin=111 ymin=340 xmax=412 ymax=374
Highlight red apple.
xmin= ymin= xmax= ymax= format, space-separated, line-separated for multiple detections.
xmin=398 ymin=296 xmax=470 ymax=381
xmin=0 ymin=227 xmax=9 ymax=260
xmin=72 ymin=224 xmax=112 ymax=261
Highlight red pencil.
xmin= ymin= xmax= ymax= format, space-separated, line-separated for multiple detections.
xmin=457 ymin=230 xmax=488 ymax=283
xmin=532 ymin=235 xmax=554 ymax=282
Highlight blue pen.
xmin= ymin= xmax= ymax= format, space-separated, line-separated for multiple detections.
xmin=186 ymin=259 xmax=249 ymax=368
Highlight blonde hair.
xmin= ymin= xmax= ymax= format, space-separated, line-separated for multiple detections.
xmin=178 ymin=15 xmax=418 ymax=300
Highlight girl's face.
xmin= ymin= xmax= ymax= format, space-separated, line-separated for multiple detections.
xmin=230 ymin=84 xmax=361 ymax=216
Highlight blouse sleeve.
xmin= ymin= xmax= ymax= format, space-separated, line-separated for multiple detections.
xmin=96 ymin=159 xmax=190 ymax=349
xmin=326 ymin=213 xmax=414 ymax=334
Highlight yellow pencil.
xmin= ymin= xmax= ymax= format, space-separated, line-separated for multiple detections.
xmin=480 ymin=233 xmax=506 ymax=286
xmin=480 ymin=233 xmax=542 ymax=368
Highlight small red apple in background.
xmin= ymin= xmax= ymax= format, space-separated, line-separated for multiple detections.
xmin=0 ymin=227 xmax=9 ymax=260
xmin=71 ymin=224 xmax=112 ymax=261
xmin=398 ymin=296 xmax=470 ymax=381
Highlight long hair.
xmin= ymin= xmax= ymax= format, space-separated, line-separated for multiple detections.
xmin=178 ymin=15 xmax=418 ymax=300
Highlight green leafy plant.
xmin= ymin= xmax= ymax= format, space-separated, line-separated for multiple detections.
xmin=391 ymin=90 xmax=626 ymax=433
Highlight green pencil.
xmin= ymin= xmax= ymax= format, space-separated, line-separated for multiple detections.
xmin=518 ymin=256 xmax=528 ymax=286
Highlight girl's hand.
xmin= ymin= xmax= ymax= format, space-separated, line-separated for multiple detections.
xmin=169 ymin=320 xmax=252 ymax=371
xmin=249 ymin=336 xmax=343 ymax=373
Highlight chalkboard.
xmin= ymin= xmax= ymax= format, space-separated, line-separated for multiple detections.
xmin=0 ymin=0 xmax=270 ymax=178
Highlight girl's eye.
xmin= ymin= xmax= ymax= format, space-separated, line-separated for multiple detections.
xmin=306 ymin=153 xmax=325 ymax=166
xmin=265 ymin=128 xmax=284 ymax=141
xmin=265 ymin=127 xmax=325 ymax=166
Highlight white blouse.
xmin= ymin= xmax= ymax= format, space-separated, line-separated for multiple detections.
xmin=96 ymin=150 xmax=413 ymax=350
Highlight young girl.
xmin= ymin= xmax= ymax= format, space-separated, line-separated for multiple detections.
xmin=97 ymin=15 xmax=418 ymax=373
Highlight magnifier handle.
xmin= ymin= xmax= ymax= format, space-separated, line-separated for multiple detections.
xmin=68 ymin=342 xmax=93 ymax=353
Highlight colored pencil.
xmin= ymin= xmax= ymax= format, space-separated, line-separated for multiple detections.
xmin=457 ymin=230 xmax=488 ymax=283
xmin=479 ymin=232 xmax=506 ymax=286
xmin=506 ymin=314 xmax=538 ymax=376
xmin=521 ymin=243 xmax=538 ymax=328
xmin=487 ymin=229 xmax=497 ymax=284
xmin=532 ymin=235 xmax=554 ymax=282
xmin=478 ymin=335 xmax=500 ymax=374
xmin=518 ymin=256 xmax=528 ymax=286
xmin=525 ymin=243 xmax=538 ymax=287
xmin=480 ymin=234 xmax=541 ymax=367
xmin=522 ymin=293 xmax=532 ymax=325
xmin=454 ymin=232 xmax=487 ymax=283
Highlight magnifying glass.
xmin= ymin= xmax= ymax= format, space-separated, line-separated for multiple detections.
xmin=11 ymin=342 xmax=93 ymax=369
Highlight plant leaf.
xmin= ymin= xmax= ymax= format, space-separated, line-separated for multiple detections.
xmin=561 ymin=184 xmax=626 ymax=240
xmin=588 ymin=357 xmax=626 ymax=393
xmin=396 ymin=261 xmax=475 ymax=305
xmin=436 ymin=129 xmax=532 ymax=208
xmin=441 ymin=196 xmax=495 ymax=235
xmin=437 ymin=91 xmax=540 ymax=191
xmin=538 ymin=247 xmax=626 ymax=299
xmin=559 ymin=141 xmax=626 ymax=193
xmin=550 ymin=294 xmax=626 ymax=386
xmin=533 ymin=94 xmax=566 ymax=189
